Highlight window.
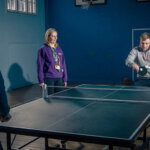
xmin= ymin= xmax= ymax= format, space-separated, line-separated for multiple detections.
xmin=7 ymin=0 xmax=37 ymax=15
xmin=28 ymin=0 xmax=36 ymax=14
xmin=7 ymin=0 xmax=17 ymax=11
xmin=18 ymin=0 xmax=27 ymax=13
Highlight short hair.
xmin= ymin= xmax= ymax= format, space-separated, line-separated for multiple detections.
xmin=45 ymin=28 xmax=57 ymax=43
xmin=140 ymin=32 xmax=150 ymax=41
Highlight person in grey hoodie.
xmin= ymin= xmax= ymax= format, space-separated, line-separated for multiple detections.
xmin=126 ymin=32 xmax=150 ymax=86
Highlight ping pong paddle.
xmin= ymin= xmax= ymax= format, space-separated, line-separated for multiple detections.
xmin=138 ymin=66 xmax=147 ymax=76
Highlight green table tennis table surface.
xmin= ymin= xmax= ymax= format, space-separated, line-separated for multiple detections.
xmin=0 ymin=84 xmax=150 ymax=148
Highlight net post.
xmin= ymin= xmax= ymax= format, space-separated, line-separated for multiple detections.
xmin=42 ymin=84 xmax=48 ymax=99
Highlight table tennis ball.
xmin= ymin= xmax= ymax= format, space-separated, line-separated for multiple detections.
xmin=140 ymin=68 xmax=143 ymax=71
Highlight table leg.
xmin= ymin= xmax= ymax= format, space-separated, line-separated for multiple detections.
xmin=109 ymin=145 xmax=113 ymax=150
xmin=45 ymin=138 xmax=49 ymax=150
xmin=6 ymin=133 xmax=11 ymax=150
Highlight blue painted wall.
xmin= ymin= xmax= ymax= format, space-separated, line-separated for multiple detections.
xmin=0 ymin=0 xmax=45 ymax=90
xmin=45 ymin=0 xmax=150 ymax=84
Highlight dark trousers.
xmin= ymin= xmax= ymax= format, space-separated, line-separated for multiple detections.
xmin=135 ymin=78 xmax=150 ymax=87
xmin=44 ymin=78 xmax=63 ymax=95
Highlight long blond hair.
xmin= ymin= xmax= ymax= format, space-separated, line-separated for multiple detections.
xmin=45 ymin=28 xmax=57 ymax=43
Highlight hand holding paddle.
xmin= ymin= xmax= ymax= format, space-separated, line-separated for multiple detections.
xmin=132 ymin=64 xmax=147 ymax=76
xmin=132 ymin=64 xmax=139 ymax=72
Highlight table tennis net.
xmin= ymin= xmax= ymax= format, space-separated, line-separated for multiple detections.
xmin=42 ymin=84 xmax=150 ymax=104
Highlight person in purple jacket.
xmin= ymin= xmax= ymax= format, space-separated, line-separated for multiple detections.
xmin=37 ymin=28 xmax=67 ymax=95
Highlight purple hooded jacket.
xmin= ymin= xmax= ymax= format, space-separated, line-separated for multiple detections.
xmin=37 ymin=43 xmax=67 ymax=83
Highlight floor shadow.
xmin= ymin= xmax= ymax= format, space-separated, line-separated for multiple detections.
xmin=7 ymin=84 xmax=41 ymax=107
xmin=7 ymin=63 xmax=41 ymax=106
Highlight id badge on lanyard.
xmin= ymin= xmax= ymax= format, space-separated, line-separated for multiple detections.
xmin=49 ymin=46 xmax=61 ymax=72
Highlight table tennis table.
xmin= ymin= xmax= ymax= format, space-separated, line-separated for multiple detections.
xmin=0 ymin=84 xmax=150 ymax=150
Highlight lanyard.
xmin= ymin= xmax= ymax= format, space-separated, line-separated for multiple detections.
xmin=49 ymin=45 xmax=60 ymax=66
xmin=142 ymin=50 xmax=150 ymax=61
